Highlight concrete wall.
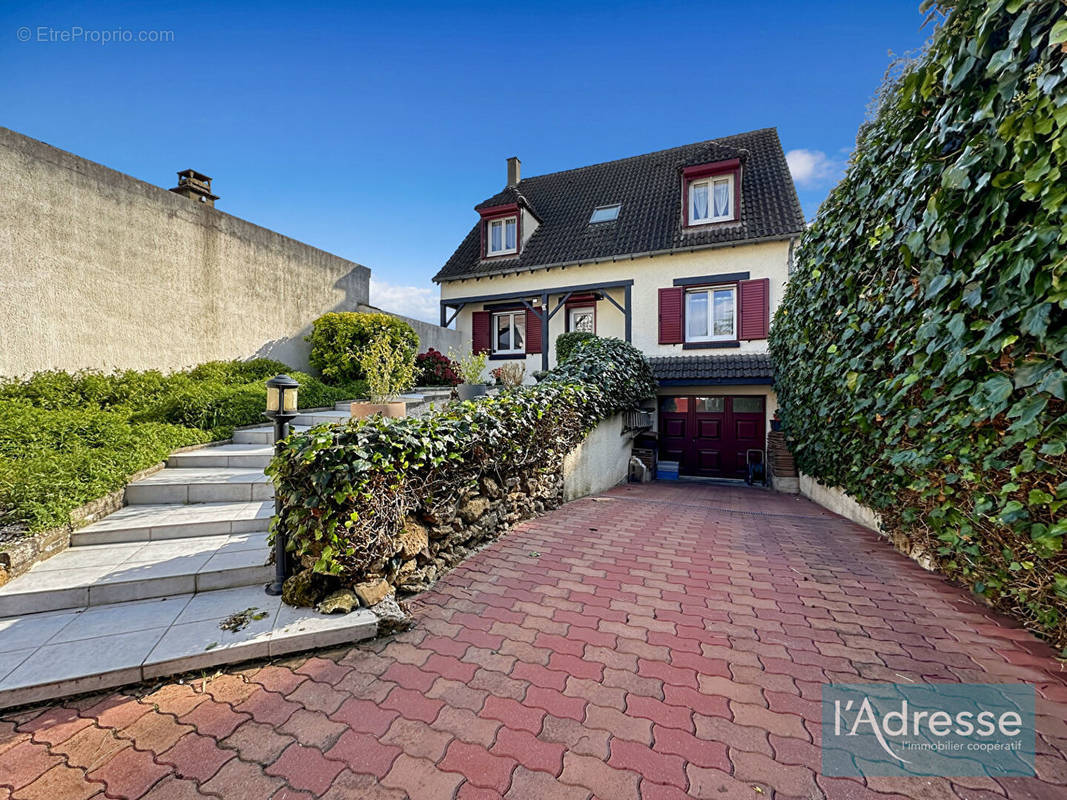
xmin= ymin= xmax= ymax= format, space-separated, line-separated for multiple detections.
xmin=439 ymin=239 xmax=792 ymax=372
xmin=562 ymin=413 xmax=631 ymax=501
xmin=0 ymin=126 xmax=371 ymax=377
xmin=799 ymin=472 xmax=882 ymax=532
xmin=356 ymin=304 xmax=462 ymax=356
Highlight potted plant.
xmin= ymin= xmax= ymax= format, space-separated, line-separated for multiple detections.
xmin=450 ymin=349 xmax=489 ymax=401
xmin=350 ymin=333 xmax=416 ymax=419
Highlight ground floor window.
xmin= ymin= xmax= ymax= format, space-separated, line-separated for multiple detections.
xmin=493 ymin=310 xmax=525 ymax=355
xmin=568 ymin=306 xmax=595 ymax=333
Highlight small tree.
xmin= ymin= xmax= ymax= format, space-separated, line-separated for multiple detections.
xmin=359 ymin=334 xmax=415 ymax=404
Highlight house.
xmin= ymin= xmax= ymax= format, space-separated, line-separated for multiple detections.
xmin=435 ymin=129 xmax=805 ymax=480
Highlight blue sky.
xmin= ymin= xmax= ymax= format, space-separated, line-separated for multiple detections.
xmin=2 ymin=1 xmax=931 ymax=320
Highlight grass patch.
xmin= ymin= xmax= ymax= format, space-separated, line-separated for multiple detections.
xmin=0 ymin=358 xmax=365 ymax=535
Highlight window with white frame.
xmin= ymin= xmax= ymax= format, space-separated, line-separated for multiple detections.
xmin=568 ymin=306 xmax=595 ymax=333
xmin=486 ymin=216 xmax=518 ymax=255
xmin=686 ymin=286 xmax=736 ymax=341
xmin=688 ymin=174 xmax=734 ymax=224
xmin=493 ymin=310 xmax=525 ymax=354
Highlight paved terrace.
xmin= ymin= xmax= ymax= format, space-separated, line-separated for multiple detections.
xmin=1 ymin=482 xmax=1065 ymax=799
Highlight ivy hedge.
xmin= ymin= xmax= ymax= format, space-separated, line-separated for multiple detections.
xmin=769 ymin=0 xmax=1066 ymax=646
xmin=0 ymin=360 xmax=365 ymax=534
xmin=268 ymin=337 xmax=655 ymax=582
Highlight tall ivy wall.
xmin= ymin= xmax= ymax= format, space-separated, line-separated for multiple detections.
xmin=770 ymin=1 xmax=1066 ymax=647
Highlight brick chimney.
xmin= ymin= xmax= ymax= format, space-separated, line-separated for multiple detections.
xmin=507 ymin=156 xmax=521 ymax=187
xmin=170 ymin=169 xmax=219 ymax=207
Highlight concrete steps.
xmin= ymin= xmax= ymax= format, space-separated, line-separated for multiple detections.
xmin=125 ymin=467 xmax=273 ymax=505
xmin=168 ymin=443 xmax=273 ymax=469
xmin=0 ymin=586 xmax=377 ymax=710
xmin=0 ymin=532 xmax=270 ymax=615
xmin=71 ymin=500 xmax=275 ymax=546
xmin=0 ymin=399 xmax=383 ymax=710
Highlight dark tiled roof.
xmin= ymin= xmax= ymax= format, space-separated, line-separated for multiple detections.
xmin=435 ymin=128 xmax=804 ymax=282
xmin=649 ymin=354 xmax=775 ymax=384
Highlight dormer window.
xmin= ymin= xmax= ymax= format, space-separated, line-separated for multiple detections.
xmin=486 ymin=216 xmax=517 ymax=256
xmin=682 ymin=158 xmax=741 ymax=228
xmin=689 ymin=174 xmax=733 ymax=224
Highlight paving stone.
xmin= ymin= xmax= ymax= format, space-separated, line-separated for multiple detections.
xmin=201 ymin=758 xmax=286 ymax=800
xmin=10 ymin=763 xmax=101 ymax=800
xmin=325 ymin=731 xmax=402 ymax=779
xmin=430 ymin=706 xmax=501 ymax=748
xmin=159 ymin=732 xmax=235 ymax=782
xmin=380 ymin=717 xmax=454 ymax=762
xmin=439 ymin=739 xmax=517 ymax=794
xmin=264 ymin=742 xmax=344 ymax=795
xmin=86 ymin=745 xmax=170 ymax=799
xmin=380 ymin=753 xmax=465 ymax=800
xmin=492 ymin=726 xmax=566 ymax=776
xmin=559 ymin=752 xmax=640 ymax=800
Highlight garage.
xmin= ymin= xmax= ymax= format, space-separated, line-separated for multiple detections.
xmin=658 ymin=395 xmax=766 ymax=478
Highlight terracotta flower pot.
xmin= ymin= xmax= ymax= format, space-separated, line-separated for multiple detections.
xmin=350 ymin=401 xmax=407 ymax=419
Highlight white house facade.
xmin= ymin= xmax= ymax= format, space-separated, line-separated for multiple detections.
xmin=435 ymin=129 xmax=805 ymax=480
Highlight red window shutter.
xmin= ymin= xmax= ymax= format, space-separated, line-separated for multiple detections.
xmin=472 ymin=311 xmax=491 ymax=354
xmin=658 ymin=287 xmax=684 ymax=344
xmin=525 ymin=308 xmax=542 ymax=354
xmin=738 ymin=278 xmax=770 ymax=339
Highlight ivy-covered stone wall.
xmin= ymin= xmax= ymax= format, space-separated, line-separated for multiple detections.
xmin=269 ymin=338 xmax=655 ymax=607
xmin=770 ymin=1 xmax=1065 ymax=646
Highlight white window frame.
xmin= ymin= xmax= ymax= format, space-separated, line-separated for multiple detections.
xmin=685 ymin=285 xmax=737 ymax=342
xmin=688 ymin=173 xmax=734 ymax=225
xmin=492 ymin=310 xmax=525 ymax=355
xmin=568 ymin=306 xmax=595 ymax=333
xmin=486 ymin=216 xmax=518 ymax=256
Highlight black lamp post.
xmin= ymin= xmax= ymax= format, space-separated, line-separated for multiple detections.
xmin=264 ymin=374 xmax=299 ymax=596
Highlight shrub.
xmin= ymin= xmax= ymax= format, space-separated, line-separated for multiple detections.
xmin=555 ymin=331 xmax=598 ymax=364
xmin=769 ymin=0 xmax=1066 ymax=646
xmin=0 ymin=360 xmax=366 ymax=533
xmin=359 ymin=334 xmax=416 ymax=403
xmin=307 ymin=312 xmax=418 ymax=383
xmin=0 ymin=402 xmax=207 ymax=532
xmin=450 ymin=349 xmax=489 ymax=385
xmin=414 ymin=349 xmax=461 ymax=387
xmin=269 ymin=337 xmax=655 ymax=581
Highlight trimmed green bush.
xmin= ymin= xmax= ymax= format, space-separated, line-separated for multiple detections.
xmin=769 ymin=1 xmax=1066 ymax=646
xmin=555 ymin=331 xmax=598 ymax=364
xmin=269 ymin=337 xmax=655 ymax=581
xmin=0 ymin=360 xmax=366 ymax=534
xmin=307 ymin=312 xmax=419 ymax=383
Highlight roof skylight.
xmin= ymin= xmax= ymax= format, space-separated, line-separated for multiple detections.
xmin=589 ymin=204 xmax=621 ymax=223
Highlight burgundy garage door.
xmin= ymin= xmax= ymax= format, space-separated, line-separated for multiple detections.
xmin=659 ymin=395 xmax=765 ymax=478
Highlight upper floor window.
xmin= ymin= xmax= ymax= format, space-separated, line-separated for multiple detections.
xmin=493 ymin=310 xmax=525 ymax=354
xmin=688 ymin=174 xmax=734 ymax=225
xmin=486 ymin=216 xmax=518 ymax=256
xmin=686 ymin=285 xmax=736 ymax=342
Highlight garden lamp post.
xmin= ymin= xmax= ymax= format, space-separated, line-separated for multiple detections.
xmin=264 ymin=374 xmax=299 ymax=596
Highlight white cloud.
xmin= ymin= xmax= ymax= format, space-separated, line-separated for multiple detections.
xmin=785 ymin=148 xmax=845 ymax=188
xmin=369 ymin=278 xmax=440 ymax=324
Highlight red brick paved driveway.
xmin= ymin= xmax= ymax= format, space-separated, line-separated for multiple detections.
xmin=2 ymin=482 xmax=1066 ymax=799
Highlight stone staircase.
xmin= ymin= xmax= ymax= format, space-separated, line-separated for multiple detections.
xmin=0 ymin=391 xmax=450 ymax=709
